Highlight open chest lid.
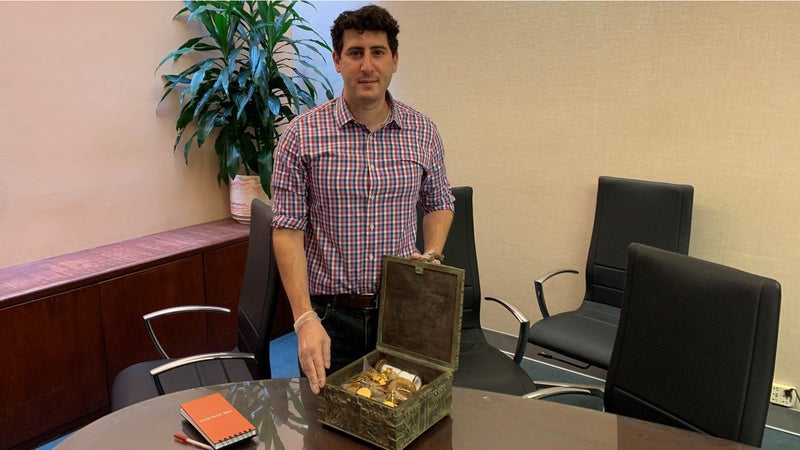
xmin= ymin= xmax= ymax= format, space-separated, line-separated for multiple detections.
xmin=377 ymin=256 xmax=465 ymax=373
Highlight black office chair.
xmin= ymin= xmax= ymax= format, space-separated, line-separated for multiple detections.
xmin=417 ymin=186 xmax=535 ymax=396
xmin=527 ymin=243 xmax=781 ymax=447
xmin=111 ymin=199 xmax=280 ymax=410
xmin=529 ymin=176 xmax=693 ymax=369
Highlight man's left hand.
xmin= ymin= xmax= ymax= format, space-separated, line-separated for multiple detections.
xmin=410 ymin=251 xmax=444 ymax=265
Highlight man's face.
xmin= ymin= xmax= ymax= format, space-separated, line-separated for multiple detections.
xmin=333 ymin=29 xmax=398 ymax=107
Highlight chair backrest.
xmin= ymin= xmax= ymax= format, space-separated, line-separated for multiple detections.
xmin=585 ymin=176 xmax=693 ymax=308
xmin=236 ymin=199 xmax=280 ymax=379
xmin=416 ymin=186 xmax=482 ymax=330
xmin=605 ymin=243 xmax=780 ymax=447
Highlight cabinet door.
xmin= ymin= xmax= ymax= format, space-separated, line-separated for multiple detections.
xmin=204 ymin=242 xmax=293 ymax=345
xmin=0 ymin=286 xmax=107 ymax=449
xmin=204 ymin=242 xmax=247 ymax=351
xmin=100 ymin=256 xmax=208 ymax=387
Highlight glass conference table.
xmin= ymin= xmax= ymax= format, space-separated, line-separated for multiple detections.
xmin=57 ymin=378 xmax=751 ymax=450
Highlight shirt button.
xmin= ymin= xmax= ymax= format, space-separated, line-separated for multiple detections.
xmin=368 ymin=255 xmax=374 ymax=260
xmin=369 ymin=224 xmax=375 ymax=230
xmin=369 ymin=164 xmax=375 ymax=171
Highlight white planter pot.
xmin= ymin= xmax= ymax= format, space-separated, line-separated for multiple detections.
xmin=229 ymin=174 xmax=270 ymax=224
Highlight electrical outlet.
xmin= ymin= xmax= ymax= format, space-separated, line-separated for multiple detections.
xmin=771 ymin=383 xmax=795 ymax=407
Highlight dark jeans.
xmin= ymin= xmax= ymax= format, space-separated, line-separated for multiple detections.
xmin=309 ymin=298 xmax=379 ymax=375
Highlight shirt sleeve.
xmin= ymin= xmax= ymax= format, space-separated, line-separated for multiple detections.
xmin=419 ymin=123 xmax=455 ymax=214
xmin=270 ymin=123 xmax=309 ymax=230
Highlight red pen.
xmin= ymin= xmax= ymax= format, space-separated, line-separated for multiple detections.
xmin=174 ymin=433 xmax=214 ymax=450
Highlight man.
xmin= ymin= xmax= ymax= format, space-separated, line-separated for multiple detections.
xmin=271 ymin=4 xmax=454 ymax=394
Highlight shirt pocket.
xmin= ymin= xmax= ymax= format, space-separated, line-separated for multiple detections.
xmin=376 ymin=155 xmax=425 ymax=199
xmin=307 ymin=147 xmax=363 ymax=199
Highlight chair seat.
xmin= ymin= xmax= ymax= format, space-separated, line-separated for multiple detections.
xmin=454 ymin=329 xmax=536 ymax=396
xmin=111 ymin=357 xmax=253 ymax=410
xmin=529 ymin=301 xmax=620 ymax=369
xmin=529 ymin=177 xmax=694 ymax=370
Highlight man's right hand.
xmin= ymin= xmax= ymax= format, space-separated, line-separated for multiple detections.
xmin=296 ymin=318 xmax=331 ymax=394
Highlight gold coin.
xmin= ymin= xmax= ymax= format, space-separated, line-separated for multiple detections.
xmin=356 ymin=387 xmax=372 ymax=398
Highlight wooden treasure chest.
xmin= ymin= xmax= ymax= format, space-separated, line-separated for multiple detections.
xmin=318 ymin=255 xmax=464 ymax=450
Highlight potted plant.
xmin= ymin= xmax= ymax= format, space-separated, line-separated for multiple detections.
xmin=157 ymin=0 xmax=334 ymax=223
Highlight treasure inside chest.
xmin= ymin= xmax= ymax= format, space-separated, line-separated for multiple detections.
xmin=318 ymin=255 xmax=465 ymax=450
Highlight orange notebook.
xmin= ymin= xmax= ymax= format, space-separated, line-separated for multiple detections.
xmin=180 ymin=392 xmax=257 ymax=449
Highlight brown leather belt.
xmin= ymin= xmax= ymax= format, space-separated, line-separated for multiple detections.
xmin=311 ymin=294 xmax=378 ymax=309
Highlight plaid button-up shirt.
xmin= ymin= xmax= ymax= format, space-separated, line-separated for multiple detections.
xmin=271 ymin=94 xmax=454 ymax=295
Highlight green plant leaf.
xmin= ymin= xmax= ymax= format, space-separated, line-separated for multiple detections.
xmin=186 ymin=4 xmax=224 ymax=25
xmin=160 ymin=0 xmax=333 ymax=186
xmin=182 ymin=135 xmax=195 ymax=163
xmin=239 ymin=134 xmax=257 ymax=170
xmin=188 ymin=60 xmax=214 ymax=101
xmin=193 ymin=42 xmax=220 ymax=52
xmin=195 ymin=107 xmax=219 ymax=148
xmin=226 ymin=140 xmax=241 ymax=179
xmin=155 ymin=37 xmax=204 ymax=71
xmin=278 ymin=72 xmax=300 ymax=105
xmin=176 ymin=103 xmax=196 ymax=133
xmin=235 ymin=84 xmax=255 ymax=120
xmin=249 ymin=37 xmax=263 ymax=78
xmin=267 ymin=94 xmax=281 ymax=116
xmin=257 ymin=151 xmax=273 ymax=195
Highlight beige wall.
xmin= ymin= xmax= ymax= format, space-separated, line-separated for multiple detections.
xmin=0 ymin=1 xmax=229 ymax=268
xmin=385 ymin=1 xmax=800 ymax=391
xmin=1 ymin=2 xmax=797 ymax=390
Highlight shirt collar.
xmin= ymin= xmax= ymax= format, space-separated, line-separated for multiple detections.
xmin=334 ymin=92 xmax=402 ymax=129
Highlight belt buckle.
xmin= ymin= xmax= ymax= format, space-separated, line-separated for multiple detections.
xmin=358 ymin=293 xmax=377 ymax=309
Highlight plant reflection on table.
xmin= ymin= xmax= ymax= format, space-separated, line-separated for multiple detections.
xmin=213 ymin=378 xmax=313 ymax=450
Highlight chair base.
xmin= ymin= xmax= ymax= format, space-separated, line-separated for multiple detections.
xmin=454 ymin=329 xmax=536 ymax=396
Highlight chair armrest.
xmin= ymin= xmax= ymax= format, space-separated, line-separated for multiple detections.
xmin=484 ymin=296 xmax=530 ymax=364
xmin=149 ymin=351 xmax=255 ymax=395
xmin=523 ymin=382 xmax=605 ymax=400
xmin=143 ymin=305 xmax=231 ymax=359
xmin=534 ymin=269 xmax=579 ymax=318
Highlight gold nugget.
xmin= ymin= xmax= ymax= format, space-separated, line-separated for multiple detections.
xmin=388 ymin=378 xmax=417 ymax=403
xmin=343 ymin=361 xmax=423 ymax=408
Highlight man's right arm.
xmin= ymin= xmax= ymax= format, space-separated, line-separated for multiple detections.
xmin=272 ymin=227 xmax=330 ymax=394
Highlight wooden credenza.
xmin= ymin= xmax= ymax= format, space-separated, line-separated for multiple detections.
xmin=0 ymin=219 xmax=290 ymax=450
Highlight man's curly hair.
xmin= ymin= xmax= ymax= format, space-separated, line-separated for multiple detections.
xmin=331 ymin=5 xmax=400 ymax=56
